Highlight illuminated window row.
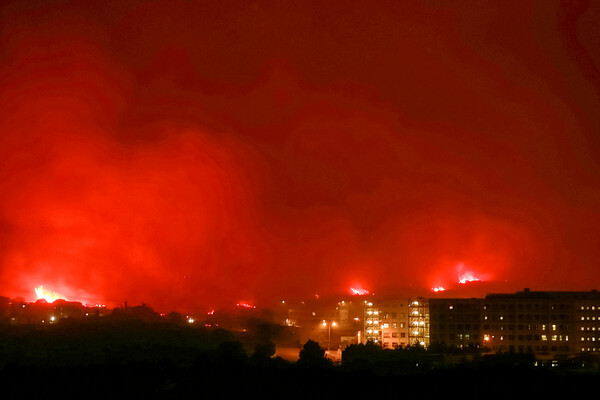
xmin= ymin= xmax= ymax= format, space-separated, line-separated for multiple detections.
xmin=482 ymin=324 xmax=565 ymax=331
xmin=484 ymin=334 xmax=569 ymax=342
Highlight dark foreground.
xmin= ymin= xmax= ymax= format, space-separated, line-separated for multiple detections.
xmin=1 ymin=321 xmax=598 ymax=397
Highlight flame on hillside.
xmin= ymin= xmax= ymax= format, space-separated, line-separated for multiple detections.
xmin=34 ymin=285 xmax=66 ymax=303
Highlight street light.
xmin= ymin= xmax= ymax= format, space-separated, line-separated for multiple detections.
xmin=322 ymin=320 xmax=337 ymax=349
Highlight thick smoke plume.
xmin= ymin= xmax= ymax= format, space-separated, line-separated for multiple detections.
xmin=1 ymin=1 xmax=600 ymax=312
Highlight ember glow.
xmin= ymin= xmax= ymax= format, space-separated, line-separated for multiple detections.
xmin=1 ymin=1 xmax=600 ymax=312
xmin=236 ymin=302 xmax=256 ymax=309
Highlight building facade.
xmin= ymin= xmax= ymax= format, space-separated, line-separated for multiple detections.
xmin=360 ymin=297 xmax=427 ymax=348
xmin=408 ymin=297 xmax=429 ymax=347
xmin=430 ymin=289 xmax=600 ymax=360
xmin=378 ymin=298 xmax=409 ymax=349
xmin=429 ymin=297 xmax=483 ymax=350
xmin=279 ymin=289 xmax=600 ymax=361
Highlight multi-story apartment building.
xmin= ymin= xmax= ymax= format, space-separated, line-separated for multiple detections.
xmin=363 ymin=299 xmax=380 ymax=344
xmin=408 ymin=297 xmax=429 ymax=347
xmin=359 ymin=296 xmax=427 ymax=348
xmin=280 ymin=289 xmax=600 ymax=361
xmin=429 ymin=297 xmax=483 ymax=350
xmin=574 ymin=294 xmax=600 ymax=355
xmin=378 ymin=298 xmax=409 ymax=349
xmin=431 ymin=289 xmax=600 ymax=360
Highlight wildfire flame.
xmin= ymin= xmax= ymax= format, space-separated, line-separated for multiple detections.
xmin=458 ymin=273 xmax=481 ymax=284
xmin=456 ymin=262 xmax=483 ymax=284
xmin=34 ymin=285 xmax=66 ymax=303
xmin=350 ymin=287 xmax=370 ymax=296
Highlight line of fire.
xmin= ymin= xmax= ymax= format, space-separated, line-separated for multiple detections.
xmin=3 ymin=285 xmax=600 ymax=366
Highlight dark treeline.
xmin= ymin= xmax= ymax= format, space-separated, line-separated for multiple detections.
xmin=1 ymin=318 xmax=599 ymax=397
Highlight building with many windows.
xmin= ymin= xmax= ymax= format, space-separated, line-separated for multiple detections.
xmin=575 ymin=295 xmax=600 ymax=354
xmin=408 ymin=297 xmax=429 ymax=347
xmin=363 ymin=299 xmax=381 ymax=344
xmin=377 ymin=298 xmax=409 ymax=349
xmin=359 ymin=297 xmax=426 ymax=348
xmin=430 ymin=289 xmax=600 ymax=360
xmin=429 ymin=297 xmax=483 ymax=350
xmin=278 ymin=289 xmax=600 ymax=361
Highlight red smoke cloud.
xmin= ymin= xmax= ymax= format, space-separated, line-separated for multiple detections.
xmin=1 ymin=1 xmax=600 ymax=312
xmin=0 ymin=22 xmax=270 ymax=310
xmin=0 ymin=70 xmax=270 ymax=309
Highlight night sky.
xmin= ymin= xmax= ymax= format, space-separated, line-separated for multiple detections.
xmin=1 ymin=0 xmax=599 ymax=312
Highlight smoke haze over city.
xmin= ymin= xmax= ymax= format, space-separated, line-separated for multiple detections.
xmin=1 ymin=0 xmax=600 ymax=313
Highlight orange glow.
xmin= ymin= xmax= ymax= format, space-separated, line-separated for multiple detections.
xmin=456 ymin=262 xmax=485 ymax=284
xmin=458 ymin=273 xmax=481 ymax=284
xmin=34 ymin=285 xmax=66 ymax=303
xmin=236 ymin=302 xmax=256 ymax=309
xmin=33 ymin=285 xmax=104 ymax=307
xmin=432 ymin=286 xmax=446 ymax=292
xmin=350 ymin=285 xmax=370 ymax=296
xmin=350 ymin=287 xmax=370 ymax=296
xmin=1 ymin=2 xmax=599 ymax=311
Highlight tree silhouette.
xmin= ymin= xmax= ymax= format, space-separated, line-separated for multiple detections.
xmin=297 ymin=340 xmax=331 ymax=368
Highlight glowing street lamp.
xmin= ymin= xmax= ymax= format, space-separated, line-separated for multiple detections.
xmin=322 ymin=320 xmax=337 ymax=350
